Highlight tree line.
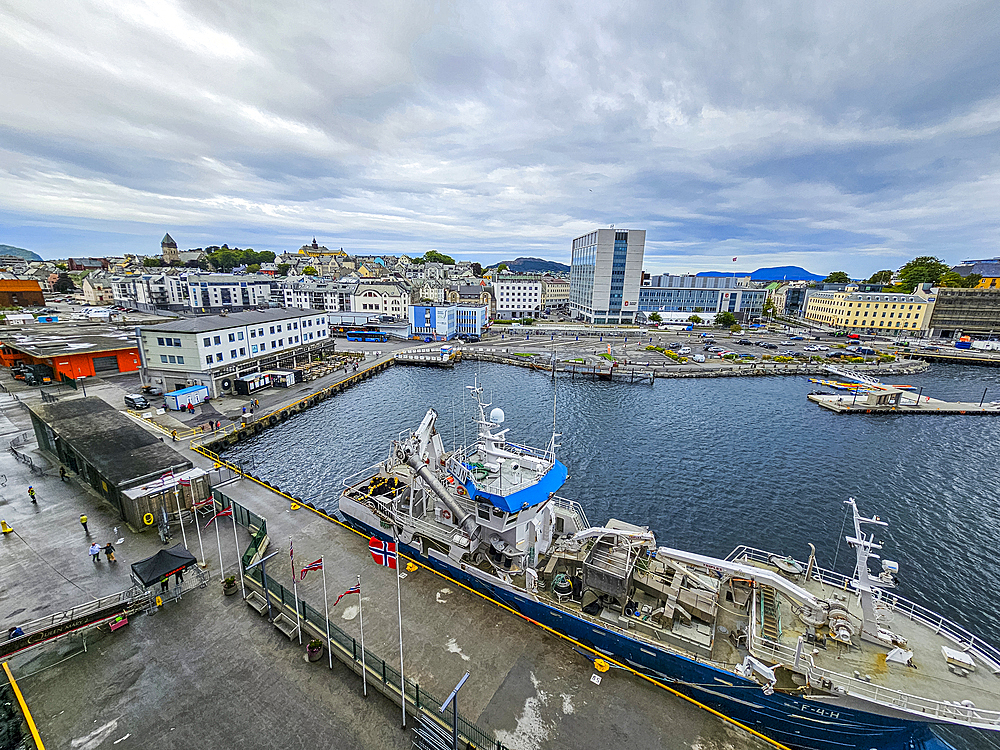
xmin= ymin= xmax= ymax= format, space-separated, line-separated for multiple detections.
xmin=823 ymin=256 xmax=984 ymax=293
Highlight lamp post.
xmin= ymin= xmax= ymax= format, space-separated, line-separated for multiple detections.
xmin=440 ymin=672 xmax=471 ymax=750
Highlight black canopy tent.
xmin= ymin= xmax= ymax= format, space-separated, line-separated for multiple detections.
xmin=130 ymin=545 xmax=197 ymax=587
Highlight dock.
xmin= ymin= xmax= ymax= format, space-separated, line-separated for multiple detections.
xmin=808 ymin=390 xmax=1000 ymax=414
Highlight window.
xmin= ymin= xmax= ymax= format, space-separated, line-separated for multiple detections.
xmin=239 ymin=347 xmax=245 ymax=356
xmin=278 ymin=339 xmax=284 ymax=346
xmin=203 ymin=337 xmax=211 ymax=347
xmin=214 ymin=336 xmax=221 ymax=345
xmin=215 ymin=353 xmax=223 ymax=362
xmin=177 ymin=356 xmax=184 ymax=364
xmin=231 ymin=349 xmax=238 ymax=358
xmin=160 ymin=355 xmax=168 ymax=363
xmin=157 ymin=337 xmax=164 ymax=346
xmin=205 ymin=355 xmax=213 ymax=365
xmin=294 ymin=336 xmax=299 ymax=343
xmin=173 ymin=339 xmax=180 ymax=347
xmin=237 ymin=332 xmax=244 ymax=340
xmin=168 ymin=355 xmax=176 ymax=364
xmin=277 ymin=325 xmax=282 ymax=332
xmin=251 ymin=344 xmax=258 ymax=353
xmin=229 ymin=333 xmax=236 ymax=342
xmin=250 ymin=329 xmax=255 ymax=338
xmin=259 ymin=328 xmax=264 ymax=336
xmin=270 ymin=326 xmax=275 ymax=334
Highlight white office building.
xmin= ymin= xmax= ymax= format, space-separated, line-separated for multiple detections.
xmin=139 ymin=308 xmax=331 ymax=397
xmin=281 ymin=279 xmax=356 ymax=312
xmin=494 ymin=273 xmax=542 ymax=319
xmin=569 ymin=229 xmax=645 ymax=324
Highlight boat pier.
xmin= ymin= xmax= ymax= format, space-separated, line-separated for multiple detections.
xmin=808 ymin=389 xmax=1000 ymax=414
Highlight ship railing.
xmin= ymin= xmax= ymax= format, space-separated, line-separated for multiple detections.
xmin=551 ymin=495 xmax=590 ymax=532
xmin=748 ymin=578 xmax=1000 ymax=729
xmin=341 ymin=461 xmax=391 ymax=491
xmin=731 ymin=546 xmax=1000 ymax=675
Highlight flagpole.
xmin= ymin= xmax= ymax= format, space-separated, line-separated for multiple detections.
xmin=322 ymin=555 xmax=332 ymax=669
xmin=232 ymin=512 xmax=245 ymax=598
xmin=358 ymin=574 xmax=367 ymax=697
xmin=291 ymin=539 xmax=302 ymax=645
xmin=173 ymin=485 xmax=189 ymax=550
xmin=395 ymin=536 xmax=405 ymax=728
xmin=213 ymin=504 xmax=225 ymax=581
xmin=193 ymin=492 xmax=206 ymax=567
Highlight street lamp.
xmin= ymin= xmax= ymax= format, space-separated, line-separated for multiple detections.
xmin=439 ymin=672 xmax=471 ymax=750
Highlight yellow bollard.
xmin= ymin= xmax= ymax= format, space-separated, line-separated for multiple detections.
xmin=1 ymin=520 xmax=12 ymax=534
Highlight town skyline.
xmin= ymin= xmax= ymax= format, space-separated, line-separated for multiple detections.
xmin=2 ymin=1 xmax=998 ymax=277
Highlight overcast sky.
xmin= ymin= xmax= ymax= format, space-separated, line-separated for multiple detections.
xmin=1 ymin=1 xmax=998 ymax=275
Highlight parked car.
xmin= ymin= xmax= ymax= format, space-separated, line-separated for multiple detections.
xmin=691 ymin=354 xmax=706 ymax=363
xmin=707 ymin=346 xmax=725 ymax=353
xmin=677 ymin=347 xmax=691 ymax=355
xmin=737 ymin=339 xmax=753 ymax=346
xmin=760 ymin=342 xmax=778 ymax=350
xmin=856 ymin=347 xmax=878 ymax=355
xmin=789 ymin=335 xmax=805 ymax=340
xmin=124 ymin=394 xmax=149 ymax=409
xmin=826 ymin=351 xmax=847 ymax=359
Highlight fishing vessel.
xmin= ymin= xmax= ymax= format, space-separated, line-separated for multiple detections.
xmin=339 ymin=381 xmax=1000 ymax=750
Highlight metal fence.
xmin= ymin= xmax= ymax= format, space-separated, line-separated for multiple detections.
xmin=215 ymin=489 xmax=503 ymax=750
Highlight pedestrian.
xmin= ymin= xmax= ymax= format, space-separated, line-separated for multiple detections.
xmin=59 ymin=466 xmax=67 ymax=481
xmin=175 ymin=568 xmax=184 ymax=585
xmin=103 ymin=541 xmax=116 ymax=562
xmin=7 ymin=626 xmax=24 ymax=639
xmin=171 ymin=430 xmax=178 ymax=442
xmin=160 ymin=575 xmax=169 ymax=593
xmin=215 ymin=420 xmax=221 ymax=430
xmin=90 ymin=542 xmax=101 ymax=563
xmin=80 ymin=514 xmax=89 ymax=534
xmin=27 ymin=486 xmax=36 ymax=504
xmin=241 ymin=406 xmax=246 ymax=415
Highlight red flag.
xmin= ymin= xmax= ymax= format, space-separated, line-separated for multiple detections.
xmin=203 ymin=507 xmax=233 ymax=528
xmin=299 ymin=558 xmax=323 ymax=581
xmin=333 ymin=584 xmax=361 ymax=607
xmin=733 ymin=257 xmax=737 ymax=262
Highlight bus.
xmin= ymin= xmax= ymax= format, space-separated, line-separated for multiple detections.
xmin=347 ymin=330 xmax=389 ymax=342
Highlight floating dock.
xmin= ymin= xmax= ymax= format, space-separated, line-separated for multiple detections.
xmin=808 ymin=389 xmax=1000 ymax=414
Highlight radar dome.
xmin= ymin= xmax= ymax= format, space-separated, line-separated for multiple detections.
xmin=489 ymin=407 xmax=505 ymax=424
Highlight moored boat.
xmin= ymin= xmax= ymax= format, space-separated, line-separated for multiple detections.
xmin=339 ymin=380 xmax=1000 ymax=750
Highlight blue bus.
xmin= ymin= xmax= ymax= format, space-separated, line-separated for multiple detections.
xmin=347 ymin=330 xmax=388 ymax=342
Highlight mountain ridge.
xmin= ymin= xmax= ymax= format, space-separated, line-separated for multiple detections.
xmin=698 ymin=265 xmax=824 ymax=281
xmin=0 ymin=244 xmax=43 ymax=262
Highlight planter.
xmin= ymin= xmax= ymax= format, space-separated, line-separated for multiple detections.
xmin=306 ymin=645 xmax=325 ymax=662
xmin=222 ymin=579 xmax=238 ymax=596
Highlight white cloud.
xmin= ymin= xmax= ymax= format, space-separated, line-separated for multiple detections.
xmin=0 ymin=0 xmax=998 ymax=276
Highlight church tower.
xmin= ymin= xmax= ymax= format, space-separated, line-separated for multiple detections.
xmin=161 ymin=233 xmax=179 ymax=264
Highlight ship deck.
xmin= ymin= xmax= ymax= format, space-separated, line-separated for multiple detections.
xmin=734 ymin=550 xmax=1000 ymax=725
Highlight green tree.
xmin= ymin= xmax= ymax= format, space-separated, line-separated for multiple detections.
xmin=897 ymin=256 xmax=950 ymax=292
xmin=761 ymin=298 xmax=776 ymax=319
xmin=143 ymin=257 xmax=160 ymax=267
xmin=938 ymin=271 xmax=982 ymax=288
xmin=687 ymin=314 xmax=703 ymax=324
xmin=823 ymin=271 xmax=851 ymax=283
xmin=694 ymin=306 xmax=704 ymax=313
xmin=866 ymin=269 xmax=893 ymax=284
xmin=714 ymin=311 xmax=737 ymax=327
xmin=53 ymin=273 xmax=75 ymax=292
xmin=648 ymin=312 xmax=662 ymax=323
xmin=277 ymin=263 xmax=291 ymax=276
xmin=302 ymin=266 xmax=318 ymax=276
xmin=424 ymin=250 xmax=455 ymax=264
xmin=497 ymin=262 xmax=508 ymax=272
xmin=247 ymin=263 xmax=260 ymax=273
xmin=730 ymin=324 xmax=743 ymax=333
xmin=470 ymin=262 xmax=483 ymax=276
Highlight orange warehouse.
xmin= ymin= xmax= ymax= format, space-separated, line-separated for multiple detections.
xmin=0 ymin=279 xmax=44 ymax=307
xmin=0 ymin=325 xmax=140 ymax=382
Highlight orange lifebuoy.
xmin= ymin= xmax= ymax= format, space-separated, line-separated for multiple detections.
xmin=441 ymin=509 xmax=452 ymax=521
xmin=456 ymin=486 xmax=467 ymax=496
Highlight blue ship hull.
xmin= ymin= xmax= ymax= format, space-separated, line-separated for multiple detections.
xmin=350 ymin=518 xmax=954 ymax=750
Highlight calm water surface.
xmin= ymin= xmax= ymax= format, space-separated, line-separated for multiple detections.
xmin=225 ymin=361 xmax=1000 ymax=639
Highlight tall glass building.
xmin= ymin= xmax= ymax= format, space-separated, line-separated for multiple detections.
xmin=569 ymin=229 xmax=645 ymax=324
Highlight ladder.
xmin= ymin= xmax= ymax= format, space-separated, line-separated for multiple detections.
xmin=759 ymin=586 xmax=780 ymax=641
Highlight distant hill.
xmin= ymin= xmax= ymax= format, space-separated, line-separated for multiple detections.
xmin=698 ymin=265 xmax=824 ymax=282
xmin=0 ymin=244 xmax=42 ymax=262
xmin=490 ymin=257 xmax=569 ymax=274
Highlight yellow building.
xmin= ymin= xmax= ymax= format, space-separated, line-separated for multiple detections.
xmin=297 ymin=238 xmax=347 ymax=258
xmin=804 ymin=289 xmax=933 ymax=334
xmin=975 ymin=276 xmax=1000 ymax=289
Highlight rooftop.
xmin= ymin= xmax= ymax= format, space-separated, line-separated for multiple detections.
xmin=141 ymin=307 xmax=323 ymax=334
xmin=1 ymin=323 xmax=138 ymax=357
xmin=30 ymin=398 xmax=190 ymax=488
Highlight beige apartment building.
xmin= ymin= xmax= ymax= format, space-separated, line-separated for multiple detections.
xmin=804 ymin=288 xmax=934 ymax=335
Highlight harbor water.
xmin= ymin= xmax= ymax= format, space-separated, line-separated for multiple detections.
xmin=223 ymin=361 xmax=1000 ymax=749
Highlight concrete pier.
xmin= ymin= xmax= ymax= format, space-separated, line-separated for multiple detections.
xmin=808 ymin=390 xmax=1000 ymax=414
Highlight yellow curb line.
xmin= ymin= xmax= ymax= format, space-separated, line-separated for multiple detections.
xmin=3 ymin=661 xmax=45 ymax=750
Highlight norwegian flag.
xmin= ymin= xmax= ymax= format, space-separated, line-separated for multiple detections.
xmin=368 ymin=536 xmax=397 ymax=569
xmin=299 ymin=558 xmax=323 ymax=581
xmin=203 ymin=506 xmax=232 ymax=529
xmin=333 ymin=584 xmax=360 ymax=607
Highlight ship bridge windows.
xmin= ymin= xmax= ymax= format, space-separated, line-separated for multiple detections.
xmin=477 ymin=504 xmax=491 ymax=520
